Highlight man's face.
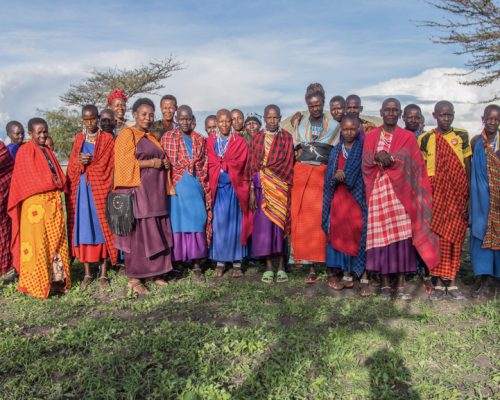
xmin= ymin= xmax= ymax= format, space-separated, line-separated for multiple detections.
xmin=231 ymin=111 xmax=244 ymax=132
xmin=8 ymin=125 xmax=24 ymax=145
xmin=433 ymin=104 xmax=454 ymax=132
xmin=330 ymin=101 xmax=345 ymax=122
xmin=161 ymin=99 xmax=177 ymax=122
xmin=346 ymin=99 xmax=362 ymax=117
xmin=30 ymin=123 xmax=49 ymax=146
xmin=403 ymin=108 xmax=422 ymax=132
xmin=205 ymin=118 xmax=217 ymax=136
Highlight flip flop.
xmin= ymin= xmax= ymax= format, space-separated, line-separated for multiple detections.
xmin=327 ymin=276 xmax=344 ymax=290
xmin=276 ymin=270 xmax=288 ymax=283
xmin=342 ymin=275 xmax=354 ymax=289
xmin=304 ymin=272 xmax=318 ymax=284
xmin=261 ymin=271 xmax=274 ymax=284
xmin=429 ymin=285 xmax=446 ymax=301
xmin=447 ymin=286 xmax=465 ymax=301
xmin=359 ymin=278 xmax=374 ymax=297
xmin=379 ymin=286 xmax=392 ymax=300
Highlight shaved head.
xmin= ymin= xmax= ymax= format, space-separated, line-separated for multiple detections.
xmin=382 ymin=97 xmax=401 ymax=109
xmin=434 ymin=100 xmax=454 ymax=113
xmin=177 ymin=104 xmax=193 ymax=117
xmin=217 ymin=108 xmax=231 ymax=119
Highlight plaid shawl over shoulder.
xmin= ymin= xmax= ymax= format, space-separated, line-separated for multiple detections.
xmin=66 ymin=131 xmax=118 ymax=265
xmin=322 ymin=137 xmax=367 ymax=277
xmin=0 ymin=143 xmax=14 ymax=274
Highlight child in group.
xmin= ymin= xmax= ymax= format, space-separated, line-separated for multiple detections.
xmin=207 ymin=109 xmax=251 ymax=278
xmin=162 ymin=105 xmax=211 ymax=282
xmin=247 ymin=105 xmax=294 ymax=283
xmin=419 ymin=101 xmax=471 ymax=300
xmin=469 ymin=104 xmax=500 ymax=297
xmin=6 ymin=120 xmax=24 ymax=160
xmin=8 ymin=118 xmax=71 ymax=298
xmin=322 ymin=115 xmax=368 ymax=294
xmin=66 ymin=105 xmax=117 ymax=291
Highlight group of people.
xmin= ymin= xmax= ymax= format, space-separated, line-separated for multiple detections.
xmin=0 ymin=83 xmax=498 ymax=301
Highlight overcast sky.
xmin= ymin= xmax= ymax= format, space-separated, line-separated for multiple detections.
xmin=1 ymin=0 xmax=498 ymax=138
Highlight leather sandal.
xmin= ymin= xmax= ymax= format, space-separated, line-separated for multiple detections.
xmin=80 ymin=275 xmax=93 ymax=292
xmin=98 ymin=276 xmax=110 ymax=289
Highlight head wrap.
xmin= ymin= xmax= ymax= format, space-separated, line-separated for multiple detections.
xmin=245 ymin=113 xmax=262 ymax=126
xmin=107 ymin=89 xmax=128 ymax=106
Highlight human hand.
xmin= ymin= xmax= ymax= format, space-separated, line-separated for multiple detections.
xmin=334 ymin=170 xmax=345 ymax=182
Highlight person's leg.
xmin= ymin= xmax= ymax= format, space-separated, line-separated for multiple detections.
xmin=447 ymin=242 xmax=465 ymax=300
xmin=98 ymin=258 xmax=110 ymax=289
xmin=327 ymin=267 xmax=344 ymax=290
xmin=305 ymin=264 xmax=317 ymax=284
xmin=359 ymin=271 xmax=374 ymax=297
xmin=215 ymin=261 xmax=225 ymax=278
xmin=192 ymin=259 xmax=205 ymax=283
xmin=80 ymin=262 xmax=93 ymax=291
xmin=232 ymin=261 xmax=243 ymax=278
xmin=395 ymin=273 xmax=412 ymax=301
xmin=275 ymin=255 xmax=288 ymax=283
xmin=380 ymin=274 xmax=392 ymax=300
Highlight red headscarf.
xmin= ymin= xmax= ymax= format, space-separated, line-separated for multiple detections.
xmin=107 ymin=89 xmax=128 ymax=106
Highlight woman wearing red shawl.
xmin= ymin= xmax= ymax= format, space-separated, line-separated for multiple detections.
xmin=207 ymin=109 xmax=251 ymax=278
xmin=7 ymin=118 xmax=71 ymax=299
xmin=419 ymin=101 xmax=471 ymax=300
xmin=362 ymin=98 xmax=439 ymax=301
xmin=290 ymin=83 xmax=340 ymax=284
xmin=114 ymin=98 xmax=173 ymax=296
xmin=161 ymin=105 xmax=211 ymax=282
xmin=0 ymin=142 xmax=14 ymax=281
xmin=107 ymin=89 xmax=133 ymax=137
xmin=247 ymin=105 xmax=294 ymax=283
xmin=66 ymin=105 xmax=117 ymax=291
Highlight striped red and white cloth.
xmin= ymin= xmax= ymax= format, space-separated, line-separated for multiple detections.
xmin=366 ymin=130 xmax=412 ymax=250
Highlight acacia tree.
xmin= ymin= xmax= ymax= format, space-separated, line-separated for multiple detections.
xmin=42 ymin=57 xmax=182 ymax=158
xmin=423 ymin=0 xmax=500 ymax=99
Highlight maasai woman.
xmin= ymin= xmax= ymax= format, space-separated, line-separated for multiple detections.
xmin=66 ymin=105 xmax=117 ymax=291
xmin=207 ymin=109 xmax=251 ymax=278
xmin=8 ymin=118 xmax=71 ymax=298
xmin=470 ymin=104 xmax=500 ymax=297
xmin=114 ymin=98 xmax=173 ymax=296
xmin=0 ymin=142 xmax=14 ymax=281
xmin=322 ymin=116 xmax=368 ymax=295
xmin=243 ymin=113 xmax=262 ymax=144
xmin=419 ymin=101 xmax=471 ymax=300
xmin=363 ymin=98 xmax=439 ymax=300
xmin=231 ymin=109 xmax=246 ymax=137
xmin=6 ymin=120 xmax=24 ymax=160
xmin=291 ymin=83 xmax=340 ymax=284
xmin=247 ymin=105 xmax=294 ymax=283
xmin=162 ymin=105 xmax=211 ymax=282
xmin=107 ymin=89 xmax=133 ymax=137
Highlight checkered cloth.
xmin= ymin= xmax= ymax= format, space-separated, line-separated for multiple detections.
xmin=484 ymin=136 xmax=500 ymax=249
xmin=161 ymin=130 xmax=212 ymax=242
xmin=366 ymin=130 xmax=412 ymax=249
xmin=0 ymin=143 xmax=14 ymax=275
xmin=66 ymin=131 xmax=118 ymax=265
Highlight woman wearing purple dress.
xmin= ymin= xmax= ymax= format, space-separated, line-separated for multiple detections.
xmin=113 ymin=98 xmax=173 ymax=296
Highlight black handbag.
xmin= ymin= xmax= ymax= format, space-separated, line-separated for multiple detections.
xmin=106 ymin=191 xmax=136 ymax=236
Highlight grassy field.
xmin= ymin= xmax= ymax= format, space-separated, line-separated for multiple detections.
xmin=0 ymin=263 xmax=498 ymax=400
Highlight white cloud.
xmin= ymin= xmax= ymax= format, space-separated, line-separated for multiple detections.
xmin=358 ymin=68 xmax=500 ymax=135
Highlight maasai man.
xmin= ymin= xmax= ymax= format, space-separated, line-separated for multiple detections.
xmin=0 ymin=142 xmax=14 ymax=281
xmin=162 ymin=105 xmax=211 ymax=282
xmin=203 ymin=115 xmax=217 ymax=138
xmin=291 ymin=83 xmax=340 ymax=283
xmin=322 ymin=115 xmax=368 ymax=295
xmin=247 ymin=105 xmax=294 ymax=283
xmin=66 ymin=105 xmax=117 ymax=291
xmin=107 ymin=89 xmax=132 ymax=136
xmin=243 ymin=113 xmax=262 ymax=144
xmin=329 ymin=96 xmax=346 ymax=123
xmin=231 ymin=108 xmax=245 ymax=137
xmin=8 ymin=118 xmax=71 ymax=298
xmin=469 ymin=104 xmax=500 ymax=297
xmin=207 ymin=109 xmax=251 ymax=278
xmin=6 ymin=120 xmax=24 ymax=160
xmin=363 ymin=98 xmax=439 ymax=300
xmin=345 ymin=94 xmax=376 ymax=139
xmin=419 ymin=100 xmax=471 ymax=300
xmin=99 ymin=109 xmax=116 ymax=135
xmin=403 ymin=104 xmax=424 ymax=138
xmin=151 ymin=94 xmax=178 ymax=140
xmin=114 ymin=98 xmax=173 ymax=296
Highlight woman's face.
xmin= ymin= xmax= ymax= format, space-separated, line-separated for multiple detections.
xmin=30 ymin=123 xmax=49 ymax=146
xmin=177 ymin=109 xmax=193 ymax=134
xmin=82 ymin=110 xmax=99 ymax=133
xmin=307 ymin=96 xmax=324 ymax=119
xmin=133 ymin=104 xmax=155 ymax=131
xmin=111 ymin=98 xmax=127 ymax=121
xmin=245 ymin=120 xmax=261 ymax=136
xmin=217 ymin=112 xmax=232 ymax=136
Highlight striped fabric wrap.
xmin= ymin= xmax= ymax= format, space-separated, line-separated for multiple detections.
xmin=484 ymin=136 xmax=500 ymax=249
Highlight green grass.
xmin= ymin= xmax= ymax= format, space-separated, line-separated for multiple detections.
xmin=0 ymin=265 xmax=498 ymax=400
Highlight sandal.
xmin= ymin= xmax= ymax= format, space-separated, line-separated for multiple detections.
xmin=429 ymin=285 xmax=446 ymax=301
xmin=192 ymin=269 xmax=206 ymax=284
xmin=80 ymin=275 xmax=93 ymax=292
xmin=215 ymin=265 xmax=225 ymax=278
xmin=423 ymin=277 xmax=434 ymax=295
xmin=395 ymin=287 xmax=412 ymax=301
xmin=261 ymin=271 xmax=274 ymax=284
xmin=304 ymin=271 xmax=318 ymax=284
xmin=447 ymin=286 xmax=465 ymax=301
xmin=342 ymin=274 xmax=354 ymax=289
xmin=276 ymin=270 xmax=288 ymax=283
xmin=232 ymin=268 xmax=244 ymax=279
xmin=359 ymin=278 xmax=374 ymax=297
xmin=126 ymin=280 xmax=149 ymax=297
xmin=327 ymin=275 xmax=344 ymax=290
xmin=98 ymin=276 xmax=110 ymax=290
xmin=379 ymin=286 xmax=392 ymax=300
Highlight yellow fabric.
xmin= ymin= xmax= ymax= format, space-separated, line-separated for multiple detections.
xmin=18 ymin=191 xmax=71 ymax=299
xmin=419 ymin=128 xmax=472 ymax=177
xmin=261 ymin=134 xmax=288 ymax=230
